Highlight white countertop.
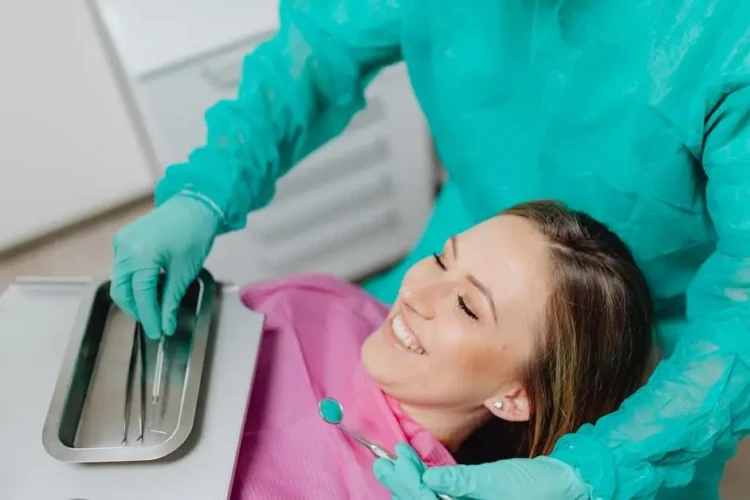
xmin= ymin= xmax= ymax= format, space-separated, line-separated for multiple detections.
xmin=96 ymin=0 xmax=279 ymax=77
xmin=0 ymin=279 xmax=263 ymax=500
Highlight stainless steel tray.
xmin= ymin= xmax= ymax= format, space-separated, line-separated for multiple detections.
xmin=42 ymin=269 xmax=216 ymax=463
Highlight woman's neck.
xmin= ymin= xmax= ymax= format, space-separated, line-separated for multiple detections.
xmin=398 ymin=403 xmax=491 ymax=452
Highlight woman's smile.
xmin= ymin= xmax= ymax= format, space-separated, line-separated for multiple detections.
xmin=386 ymin=312 xmax=426 ymax=355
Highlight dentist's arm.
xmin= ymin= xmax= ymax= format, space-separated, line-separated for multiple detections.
xmin=111 ymin=0 xmax=405 ymax=339
xmin=414 ymin=77 xmax=750 ymax=500
xmin=155 ymin=0 xmax=405 ymax=231
xmin=378 ymin=25 xmax=750 ymax=500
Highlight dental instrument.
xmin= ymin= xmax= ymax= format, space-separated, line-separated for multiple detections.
xmin=318 ymin=398 xmax=395 ymax=460
xmin=122 ymin=326 xmax=137 ymax=444
xmin=136 ymin=323 xmax=147 ymax=441
xmin=122 ymin=322 xmax=146 ymax=444
xmin=152 ymin=334 xmax=166 ymax=406
xmin=318 ymin=398 xmax=455 ymax=500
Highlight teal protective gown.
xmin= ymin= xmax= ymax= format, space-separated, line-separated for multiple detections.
xmin=155 ymin=1 xmax=750 ymax=497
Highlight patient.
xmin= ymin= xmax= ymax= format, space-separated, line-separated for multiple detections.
xmin=230 ymin=201 xmax=653 ymax=500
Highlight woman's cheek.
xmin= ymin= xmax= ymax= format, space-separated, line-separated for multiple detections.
xmin=445 ymin=332 xmax=509 ymax=374
xmin=433 ymin=324 xmax=479 ymax=363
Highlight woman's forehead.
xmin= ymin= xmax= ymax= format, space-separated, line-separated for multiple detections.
xmin=457 ymin=216 xmax=549 ymax=269
xmin=457 ymin=216 xmax=551 ymax=306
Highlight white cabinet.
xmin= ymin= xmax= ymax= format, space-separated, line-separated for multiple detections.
xmin=96 ymin=0 xmax=435 ymax=284
xmin=0 ymin=0 xmax=156 ymax=251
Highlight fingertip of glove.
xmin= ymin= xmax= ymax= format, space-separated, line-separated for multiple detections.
xmin=161 ymin=314 xmax=177 ymax=337
xmin=144 ymin=328 xmax=163 ymax=341
xmin=394 ymin=443 xmax=412 ymax=456
xmin=139 ymin=312 xmax=164 ymax=341
xmin=395 ymin=443 xmax=424 ymax=466
xmin=109 ymin=288 xmax=137 ymax=323
xmin=138 ymin=315 xmax=162 ymax=340
xmin=373 ymin=458 xmax=394 ymax=479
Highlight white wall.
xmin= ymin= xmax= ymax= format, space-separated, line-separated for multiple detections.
xmin=0 ymin=0 xmax=155 ymax=251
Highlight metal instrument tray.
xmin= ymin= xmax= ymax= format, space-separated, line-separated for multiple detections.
xmin=42 ymin=269 xmax=216 ymax=463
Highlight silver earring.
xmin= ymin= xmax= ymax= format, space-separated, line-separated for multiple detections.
xmin=493 ymin=401 xmax=504 ymax=410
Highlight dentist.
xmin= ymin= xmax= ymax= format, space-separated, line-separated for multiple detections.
xmin=110 ymin=1 xmax=750 ymax=498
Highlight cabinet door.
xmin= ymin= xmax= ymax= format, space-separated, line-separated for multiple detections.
xmin=0 ymin=0 xmax=154 ymax=251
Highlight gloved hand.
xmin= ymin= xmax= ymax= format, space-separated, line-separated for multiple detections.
xmin=110 ymin=196 xmax=220 ymax=340
xmin=422 ymin=455 xmax=590 ymax=500
xmin=373 ymin=443 xmax=440 ymax=500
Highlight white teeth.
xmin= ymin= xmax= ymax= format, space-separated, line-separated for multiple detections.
xmin=391 ymin=314 xmax=426 ymax=355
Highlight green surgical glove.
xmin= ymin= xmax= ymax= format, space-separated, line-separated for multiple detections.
xmin=423 ymin=455 xmax=590 ymax=500
xmin=110 ymin=196 xmax=220 ymax=340
xmin=374 ymin=443 xmax=440 ymax=500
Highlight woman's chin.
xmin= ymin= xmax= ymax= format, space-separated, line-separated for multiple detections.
xmin=361 ymin=329 xmax=421 ymax=387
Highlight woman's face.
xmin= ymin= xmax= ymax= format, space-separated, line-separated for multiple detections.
xmin=361 ymin=215 xmax=552 ymax=419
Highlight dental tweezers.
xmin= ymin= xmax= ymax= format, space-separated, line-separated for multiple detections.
xmin=122 ymin=323 xmax=147 ymax=444
xmin=152 ymin=334 xmax=166 ymax=406
xmin=146 ymin=332 xmax=171 ymax=434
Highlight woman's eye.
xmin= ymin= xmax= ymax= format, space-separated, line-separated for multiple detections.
xmin=457 ymin=295 xmax=478 ymax=320
xmin=433 ymin=252 xmax=447 ymax=270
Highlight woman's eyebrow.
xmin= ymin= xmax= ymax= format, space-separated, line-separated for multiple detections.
xmin=451 ymin=236 xmax=498 ymax=322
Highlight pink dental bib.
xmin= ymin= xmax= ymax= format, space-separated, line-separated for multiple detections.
xmin=231 ymin=275 xmax=455 ymax=500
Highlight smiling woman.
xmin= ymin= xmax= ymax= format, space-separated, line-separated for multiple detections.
xmin=228 ymin=200 xmax=654 ymax=499
xmin=361 ymin=200 xmax=654 ymax=461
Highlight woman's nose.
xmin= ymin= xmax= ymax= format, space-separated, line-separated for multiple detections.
xmin=402 ymin=281 xmax=448 ymax=319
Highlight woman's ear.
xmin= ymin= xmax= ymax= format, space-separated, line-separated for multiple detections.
xmin=485 ymin=385 xmax=530 ymax=422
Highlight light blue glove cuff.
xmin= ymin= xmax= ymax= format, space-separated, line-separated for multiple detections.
xmin=551 ymin=434 xmax=615 ymax=500
xmin=154 ymin=169 xmax=247 ymax=235
xmin=154 ymin=157 xmax=275 ymax=235
xmin=170 ymin=190 xmax=227 ymax=228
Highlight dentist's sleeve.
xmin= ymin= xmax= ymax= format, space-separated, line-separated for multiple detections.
xmin=552 ymin=81 xmax=750 ymax=499
xmin=153 ymin=0 xmax=404 ymax=232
